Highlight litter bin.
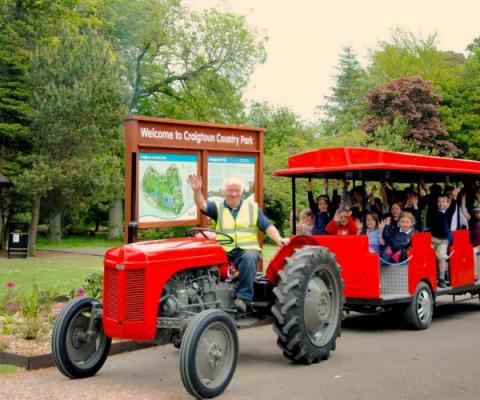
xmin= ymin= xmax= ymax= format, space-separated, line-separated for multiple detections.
xmin=8 ymin=222 xmax=29 ymax=259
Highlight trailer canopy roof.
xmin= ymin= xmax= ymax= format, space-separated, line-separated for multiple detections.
xmin=273 ymin=147 xmax=480 ymax=183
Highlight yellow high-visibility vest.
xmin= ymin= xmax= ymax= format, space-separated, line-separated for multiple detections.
xmin=215 ymin=201 xmax=261 ymax=252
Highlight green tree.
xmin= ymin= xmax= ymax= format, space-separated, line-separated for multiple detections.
xmin=368 ymin=118 xmax=418 ymax=153
xmin=444 ymin=46 xmax=480 ymax=159
xmin=320 ymin=45 xmax=369 ymax=134
xmin=15 ymin=26 xmax=125 ymax=254
xmin=246 ymin=103 xmax=319 ymax=232
xmin=98 ymin=0 xmax=266 ymax=122
xmin=361 ymin=76 xmax=460 ymax=156
xmin=0 ymin=0 xmax=110 ymax=246
xmin=368 ymin=29 xmax=463 ymax=93
xmin=0 ymin=20 xmax=31 ymax=247
xmin=248 ymin=102 xmax=307 ymax=154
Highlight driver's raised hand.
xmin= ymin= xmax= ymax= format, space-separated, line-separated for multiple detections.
xmin=187 ymin=174 xmax=203 ymax=191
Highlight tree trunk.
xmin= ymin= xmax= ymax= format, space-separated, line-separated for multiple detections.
xmin=1 ymin=214 xmax=10 ymax=251
xmin=48 ymin=211 xmax=62 ymax=243
xmin=28 ymin=197 xmax=41 ymax=257
xmin=0 ymin=213 xmax=5 ymax=251
xmin=108 ymin=199 xmax=123 ymax=240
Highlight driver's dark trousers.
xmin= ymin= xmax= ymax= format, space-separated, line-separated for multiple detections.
xmin=227 ymin=248 xmax=261 ymax=302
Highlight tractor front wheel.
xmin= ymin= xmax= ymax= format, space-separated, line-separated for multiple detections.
xmin=52 ymin=297 xmax=111 ymax=378
xmin=272 ymin=246 xmax=343 ymax=364
xmin=179 ymin=309 xmax=238 ymax=399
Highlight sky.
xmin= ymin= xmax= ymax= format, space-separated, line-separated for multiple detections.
xmin=189 ymin=0 xmax=480 ymax=122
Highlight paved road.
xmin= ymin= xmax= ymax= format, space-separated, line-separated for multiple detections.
xmin=1 ymin=299 xmax=479 ymax=400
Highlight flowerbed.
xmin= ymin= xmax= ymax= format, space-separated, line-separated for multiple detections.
xmin=0 ymin=302 xmax=63 ymax=356
xmin=0 ymin=273 xmax=103 ymax=356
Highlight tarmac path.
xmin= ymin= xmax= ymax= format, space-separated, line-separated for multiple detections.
xmin=1 ymin=299 xmax=479 ymax=400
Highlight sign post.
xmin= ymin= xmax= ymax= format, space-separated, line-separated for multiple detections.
xmin=124 ymin=116 xmax=265 ymax=241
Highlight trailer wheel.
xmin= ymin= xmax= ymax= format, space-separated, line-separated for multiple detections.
xmin=272 ymin=246 xmax=343 ymax=364
xmin=180 ymin=309 xmax=238 ymax=399
xmin=402 ymin=281 xmax=433 ymax=330
xmin=52 ymin=297 xmax=111 ymax=378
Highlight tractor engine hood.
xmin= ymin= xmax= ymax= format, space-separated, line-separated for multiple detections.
xmin=104 ymin=237 xmax=228 ymax=268
xmin=102 ymin=237 xmax=228 ymax=341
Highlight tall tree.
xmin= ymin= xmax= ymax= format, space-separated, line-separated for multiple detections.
xmin=361 ymin=76 xmax=460 ymax=156
xmin=320 ymin=45 xmax=369 ymax=135
xmin=368 ymin=29 xmax=463 ymax=91
xmin=0 ymin=1 xmax=33 ymax=248
xmin=443 ymin=45 xmax=480 ymax=159
xmin=248 ymin=102 xmax=308 ymax=154
xmin=97 ymin=0 xmax=266 ymax=122
xmin=15 ymin=26 xmax=125 ymax=254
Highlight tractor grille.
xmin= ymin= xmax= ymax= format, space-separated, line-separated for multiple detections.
xmin=105 ymin=268 xmax=120 ymax=320
xmin=104 ymin=267 xmax=145 ymax=322
xmin=124 ymin=269 xmax=145 ymax=321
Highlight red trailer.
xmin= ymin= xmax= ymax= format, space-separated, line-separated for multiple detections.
xmin=269 ymin=147 xmax=480 ymax=329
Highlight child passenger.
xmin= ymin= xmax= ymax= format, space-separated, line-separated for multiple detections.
xmin=296 ymin=209 xmax=314 ymax=235
xmin=382 ymin=202 xmax=403 ymax=247
xmin=357 ymin=212 xmax=385 ymax=254
xmin=307 ymin=180 xmax=338 ymax=234
xmin=325 ymin=209 xmax=358 ymax=236
xmin=382 ymin=212 xmax=415 ymax=264
xmin=430 ymin=188 xmax=461 ymax=288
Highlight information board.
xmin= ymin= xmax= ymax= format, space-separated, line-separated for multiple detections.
xmin=207 ymin=156 xmax=256 ymax=203
xmin=138 ymin=152 xmax=198 ymax=223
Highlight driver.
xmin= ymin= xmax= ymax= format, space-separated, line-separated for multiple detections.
xmin=187 ymin=175 xmax=289 ymax=312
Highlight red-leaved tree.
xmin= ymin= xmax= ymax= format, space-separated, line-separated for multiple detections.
xmin=361 ymin=76 xmax=460 ymax=156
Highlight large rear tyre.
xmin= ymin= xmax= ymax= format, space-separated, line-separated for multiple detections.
xmin=52 ymin=297 xmax=111 ymax=378
xmin=272 ymin=246 xmax=343 ymax=364
xmin=179 ymin=309 xmax=238 ymax=399
xmin=402 ymin=281 xmax=433 ymax=330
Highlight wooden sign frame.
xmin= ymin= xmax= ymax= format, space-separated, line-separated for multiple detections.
xmin=124 ymin=116 xmax=265 ymax=238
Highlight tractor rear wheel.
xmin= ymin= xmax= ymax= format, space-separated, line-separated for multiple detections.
xmin=179 ymin=309 xmax=238 ymax=399
xmin=272 ymin=246 xmax=343 ymax=364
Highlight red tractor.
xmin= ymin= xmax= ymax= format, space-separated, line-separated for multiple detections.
xmin=51 ymin=229 xmax=344 ymax=399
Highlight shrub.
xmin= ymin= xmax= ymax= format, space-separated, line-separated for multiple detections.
xmin=20 ymin=317 xmax=42 ymax=340
xmin=71 ymin=272 xmax=104 ymax=300
xmin=19 ymin=285 xmax=40 ymax=319
xmin=84 ymin=272 xmax=103 ymax=299
xmin=0 ymin=315 xmax=18 ymax=335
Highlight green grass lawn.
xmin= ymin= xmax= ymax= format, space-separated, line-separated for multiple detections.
xmin=36 ymin=234 xmax=123 ymax=249
xmin=0 ymin=253 xmax=103 ymax=298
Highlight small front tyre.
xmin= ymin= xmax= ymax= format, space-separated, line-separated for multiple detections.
xmin=52 ymin=297 xmax=111 ymax=379
xmin=180 ymin=309 xmax=238 ymax=399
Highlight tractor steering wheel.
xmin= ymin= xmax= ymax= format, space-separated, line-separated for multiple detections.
xmin=187 ymin=227 xmax=234 ymax=246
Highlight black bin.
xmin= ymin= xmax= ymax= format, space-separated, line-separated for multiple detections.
xmin=8 ymin=222 xmax=29 ymax=259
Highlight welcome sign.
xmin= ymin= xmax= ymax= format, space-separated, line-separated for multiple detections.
xmin=124 ymin=116 xmax=264 ymax=233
